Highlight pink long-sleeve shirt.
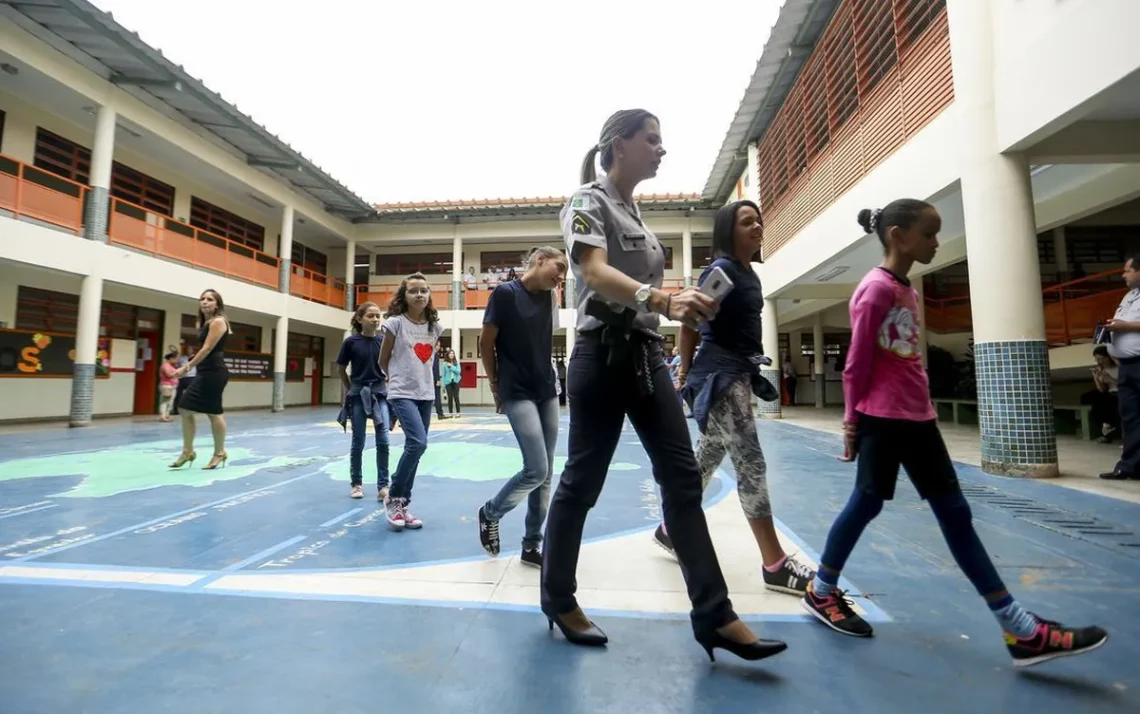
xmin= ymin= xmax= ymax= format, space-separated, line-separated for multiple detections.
xmin=843 ymin=267 xmax=936 ymax=424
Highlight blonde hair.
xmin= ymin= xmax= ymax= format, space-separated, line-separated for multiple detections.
xmin=525 ymin=246 xmax=568 ymax=272
xmin=579 ymin=109 xmax=659 ymax=184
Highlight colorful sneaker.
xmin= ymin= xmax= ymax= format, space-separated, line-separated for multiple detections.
xmin=350 ymin=485 xmax=363 ymax=499
xmin=402 ymin=502 xmax=423 ymax=530
xmin=478 ymin=506 xmax=500 ymax=556
xmin=802 ymin=583 xmax=873 ymax=637
xmin=385 ymin=497 xmax=405 ymax=531
xmin=519 ymin=548 xmax=541 ymax=568
xmin=763 ymin=554 xmax=815 ymax=595
xmin=652 ymin=523 xmax=674 ymax=557
xmin=1005 ymin=616 xmax=1108 ymax=667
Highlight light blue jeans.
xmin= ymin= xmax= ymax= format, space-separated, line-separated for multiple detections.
xmin=483 ymin=397 xmax=559 ymax=550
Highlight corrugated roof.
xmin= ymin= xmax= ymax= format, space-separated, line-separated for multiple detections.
xmin=1 ymin=0 xmax=375 ymax=219
xmin=701 ymin=0 xmax=839 ymax=204
xmin=370 ymin=193 xmax=709 ymax=222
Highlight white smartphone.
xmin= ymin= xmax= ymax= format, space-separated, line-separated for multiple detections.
xmin=699 ymin=266 xmax=735 ymax=301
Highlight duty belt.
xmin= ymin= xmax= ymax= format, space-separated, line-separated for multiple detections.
xmin=584 ymin=300 xmax=664 ymax=397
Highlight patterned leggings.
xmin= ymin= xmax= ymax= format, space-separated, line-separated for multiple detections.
xmin=695 ymin=377 xmax=772 ymax=519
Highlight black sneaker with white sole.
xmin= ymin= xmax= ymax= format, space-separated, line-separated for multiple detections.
xmin=763 ymin=554 xmax=815 ymax=595
xmin=478 ymin=505 xmax=500 ymax=556
xmin=519 ymin=548 xmax=541 ymax=568
xmin=1005 ymin=616 xmax=1108 ymax=667
xmin=652 ymin=524 xmax=674 ymax=556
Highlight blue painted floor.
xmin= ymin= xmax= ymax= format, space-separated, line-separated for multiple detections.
xmin=0 ymin=407 xmax=1137 ymax=713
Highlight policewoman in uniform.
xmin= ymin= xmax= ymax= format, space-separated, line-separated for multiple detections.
xmin=539 ymin=108 xmax=787 ymax=663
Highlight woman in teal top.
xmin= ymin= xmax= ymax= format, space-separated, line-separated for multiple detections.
xmin=441 ymin=349 xmax=462 ymax=417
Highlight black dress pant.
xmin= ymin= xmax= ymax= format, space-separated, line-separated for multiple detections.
xmin=1114 ymin=358 xmax=1140 ymax=475
xmin=540 ymin=332 xmax=736 ymax=635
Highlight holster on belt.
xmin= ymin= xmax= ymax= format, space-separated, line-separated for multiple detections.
xmin=584 ymin=300 xmax=662 ymax=397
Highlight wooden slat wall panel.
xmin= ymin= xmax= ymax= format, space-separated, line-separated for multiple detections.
xmin=755 ymin=1 xmax=952 ymax=259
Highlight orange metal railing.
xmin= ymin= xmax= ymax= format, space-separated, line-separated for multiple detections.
xmin=357 ymin=281 xmax=580 ymax=312
xmin=291 ymin=264 xmax=347 ymax=309
xmin=107 ymin=196 xmax=280 ymax=290
xmin=924 ymin=269 xmax=1127 ymax=346
xmin=0 ymin=154 xmax=87 ymax=234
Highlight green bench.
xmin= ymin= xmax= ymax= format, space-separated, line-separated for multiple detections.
xmin=932 ymin=398 xmax=1095 ymax=440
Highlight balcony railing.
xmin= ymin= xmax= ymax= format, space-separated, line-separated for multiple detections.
xmin=924 ymin=269 xmax=1127 ymax=346
xmin=0 ymin=152 xmax=344 ymax=308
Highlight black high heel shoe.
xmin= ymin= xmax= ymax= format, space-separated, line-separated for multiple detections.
xmin=695 ymin=631 xmax=787 ymax=662
xmin=543 ymin=608 xmax=608 ymax=647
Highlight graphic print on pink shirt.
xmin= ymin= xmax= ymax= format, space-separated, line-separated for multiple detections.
xmin=843 ymin=267 xmax=936 ymax=424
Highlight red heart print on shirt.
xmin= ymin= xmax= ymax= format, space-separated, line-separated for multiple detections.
xmin=413 ymin=343 xmax=434 ymax=363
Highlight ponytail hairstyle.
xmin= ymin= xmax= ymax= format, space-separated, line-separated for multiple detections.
xmin=349 ymin=301 xmax=379 ymax=334
xmin=524 ymin=245 xmax=569 ymax=272
xmin=580 ymin=109 xmax=659 ymax=184
xmin=857 ymin=198 xmax=933 ymax=249
xmin=385 ymin=272 xmax=439 ymax=328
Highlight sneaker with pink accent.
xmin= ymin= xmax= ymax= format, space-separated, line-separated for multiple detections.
xmin=402 ymin=501 xmax=423 ymax=529
xmin=1004 ymin=616 xmax=1107 ymax=667
xmin=385 ymin=497 xmax=405 ymax=531
xmin=802 ymin=582 xmax=873 ymax=637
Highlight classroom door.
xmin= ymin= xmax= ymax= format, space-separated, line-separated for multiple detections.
xmin=133 ymin=331 xmax=159 ymax=415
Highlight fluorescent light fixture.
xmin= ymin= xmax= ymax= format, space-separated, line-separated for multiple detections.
xmin=814 ymin=266 xmax=849 ymax=282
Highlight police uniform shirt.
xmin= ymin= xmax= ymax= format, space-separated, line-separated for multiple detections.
xmin=1108 ymin=287 xmax=1140 ymax=360
xmin=560 ymin=174 xmax=666 ymax=333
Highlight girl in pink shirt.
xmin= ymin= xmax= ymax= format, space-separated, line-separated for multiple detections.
xmin=801 ymin=198 xmax=1106 ymax=668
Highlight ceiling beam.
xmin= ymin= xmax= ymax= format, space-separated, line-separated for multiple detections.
xmin=110 ymin=73 xmax=182 ymax=91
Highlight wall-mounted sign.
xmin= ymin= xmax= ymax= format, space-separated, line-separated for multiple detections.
xmin=0 ymin=329 xmax=111 ymax=377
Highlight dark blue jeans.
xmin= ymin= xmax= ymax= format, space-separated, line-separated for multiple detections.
xmin=389 ymin=398 xmax=434 ymax=502
xmin=350 ymin=394 xmax=390 ymax=489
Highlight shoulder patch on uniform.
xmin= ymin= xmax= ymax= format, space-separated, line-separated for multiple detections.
xmin=571 ymin=212 xmax=592 ymax=235
xmin=570 ymin=194 xmax=591 ymax=210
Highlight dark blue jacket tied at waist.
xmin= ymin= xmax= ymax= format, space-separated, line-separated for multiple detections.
xmin=336 ymin=381 xmax=387 ymax=432
xmin=680 ymin=342 xmax=778 ymax=433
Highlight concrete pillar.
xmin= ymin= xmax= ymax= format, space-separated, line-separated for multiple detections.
xmin=758 ymin=289 xmax=782 ymax=418
xmin=813 ymin=314 xmax=825 ymax=408
xmin=564 ymin=277 xmax=577 ymax=307
xmin=69 ymin=271 xmax=104 ymax=427
xmin=451 ymin=225 xmax=463 ymax=310
xmin=682 ymin=224 xmax=694 ymax=288
xmin=273 ymin=315 xmax=288 ymax=412
xmin=451 ymin=325 xmax=460 ymax=355
xmin=948 ymin=0 xmax=1057 ymax=478
xmin=83 ymin=104 xmax=115 ymax=243
xmin=1052 ymin=226 xmax=1068 ymax=279
xmin=344 ymin=239 xmax=356 ymax=312
xmin=279 ymin=205 xmax=294 ymax=294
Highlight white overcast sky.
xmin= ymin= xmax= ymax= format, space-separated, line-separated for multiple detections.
xmin=91 ymin=0 xmax=780 ymax=204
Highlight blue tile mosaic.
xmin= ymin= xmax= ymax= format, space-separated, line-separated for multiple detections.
xmin=974 ymin=340 xmax=1058 ymax=476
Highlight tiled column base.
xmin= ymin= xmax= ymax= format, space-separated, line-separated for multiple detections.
xmin=814 ymin=375 xmax=825 ymax=408
xmin=757 ymin=368 xmax=782 ymax=418
xmin=451 ymin=280 xmax=462 ymax=309
xmin=975 ymin=340 xmax=1059 ymax=478
xmin=82 ymin=186 xmax=109 ymax=242
xmin=69 ymin=363 xmax=96 ymax=427
xmin=278 ymin=258 xmax=292 ymax=294
xmin=272 ymin=372 xmax=285 ymax=412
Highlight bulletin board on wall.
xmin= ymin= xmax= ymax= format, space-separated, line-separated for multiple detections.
xmin=0 ymin=328 xmax=111 ymax=377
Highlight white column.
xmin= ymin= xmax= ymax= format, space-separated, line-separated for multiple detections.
xmin=948 ymin=0 xmax=1056 ymax=478
xmin=69 ymin=269 xmax=104 ymax=427
xmin=451 ymin=325 xmax=460 ymax=356
xmin=758 ymin=293 xmax=782 ymax=418
xmin=452 ymin=224 xmax=463 ymax=310
xmin=681 ymin=223 xmax=694 ymax=288
xmin=84 ymin=104 xmax=116 ymax=242
xmin=279 ymin=205 xmax=295 ymax=294
xmin=813 ymin=314 xmax=825 ymax=408
xmin=273 ymin=315 xmax=289 ymax=412
xmin=1052 ymin=226 xmax=1068 ymax=278
xmin=344 ymin=239 xmax=356 ymax=311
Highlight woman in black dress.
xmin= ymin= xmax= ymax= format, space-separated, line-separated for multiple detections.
xmin=170 ymin=289 xmax=232 ymax=470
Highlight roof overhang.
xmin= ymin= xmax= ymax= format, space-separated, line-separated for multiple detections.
xmin=1 ymin=0 xmax=375 ymax=219
xmin=367 ymin=195 xmax=716 ymax=224
xmin=701 ymin=0 xmax=840 ymax=204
